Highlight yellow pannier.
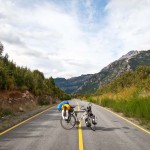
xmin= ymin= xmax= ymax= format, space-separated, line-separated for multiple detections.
xmin=62 ymin=104 xmax=71 ymax=110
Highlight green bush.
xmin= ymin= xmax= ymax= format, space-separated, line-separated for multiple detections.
xmin=0 ymin=108 xmax=13 ymax=117
xmin=37 ymin=96 xmax=50 ymax=106
xmin=87 ymin=96 xmax=94 ymax=103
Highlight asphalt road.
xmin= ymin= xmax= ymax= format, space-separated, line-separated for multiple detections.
xmin=0 ymin=99 xmax=150 ymax=150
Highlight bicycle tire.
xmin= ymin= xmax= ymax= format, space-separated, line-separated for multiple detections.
xmin=60 ymin=114 xmax=76 ymax=130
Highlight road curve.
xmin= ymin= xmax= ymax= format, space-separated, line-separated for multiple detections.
xmin=0 ymin=99 xmax=150 ymax=150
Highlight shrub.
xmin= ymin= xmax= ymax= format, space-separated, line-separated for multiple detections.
xmin=0 ymin=108 xmax=13 ymax=117
xmin=37 ymin=96 xmax=50 ymax=105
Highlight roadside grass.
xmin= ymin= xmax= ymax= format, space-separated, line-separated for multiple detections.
xmin=0 ymin=103 xmax=16 ymax=118
xmin=0 ymin=95 xmax=53 ymax=118
xmin=100 ymin=97 xmax=150 ymax=121
xmin=85 ymin=88 xmax=150 ymax=128
xmin=37 ymin=96 xmax=50 ymax=106
xmin=0 ymin=103 xmax=36 ymax=118
xmin=0 ymin=107 xmax=13 ymax=117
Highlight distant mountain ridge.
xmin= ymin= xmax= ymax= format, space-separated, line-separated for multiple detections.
xmin=54 ymin=50 xmax=150 ymax=94
xmin=54 ymin=74 xmax=92 ymax=94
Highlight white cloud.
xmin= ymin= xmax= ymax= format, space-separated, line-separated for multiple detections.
xmin=0 ymin=0 xmax=150 ymax=78
xmin=104 ymin=0 xmax=150 ymax=55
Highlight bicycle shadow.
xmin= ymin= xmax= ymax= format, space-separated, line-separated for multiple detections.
xmin=77 ymin=126 xmax=120 ymax=131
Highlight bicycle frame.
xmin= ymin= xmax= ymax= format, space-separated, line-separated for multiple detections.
xmin=73 ymin=104 xmax=97 ymax=131
xmin=73 ymin=110 xmax=86 ymax=121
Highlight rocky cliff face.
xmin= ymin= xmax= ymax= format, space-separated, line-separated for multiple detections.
xmin=54 ymin=50 xmax=150 ymax=94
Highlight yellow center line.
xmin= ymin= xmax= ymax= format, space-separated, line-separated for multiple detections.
xmin=98 ymin=105 xmax=150 ymax=135
xmin=0 ymin=106 xmax=55 ymax=136
xmin=77 ymin=102 xmax=84 ymax=150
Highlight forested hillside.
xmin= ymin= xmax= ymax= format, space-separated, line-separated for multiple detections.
xmin=0 ymin=42 xmax=69 ymax=100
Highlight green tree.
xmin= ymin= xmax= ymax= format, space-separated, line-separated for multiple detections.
xmin=6 ymin=76 xmax=15 ymax=90
xmin=24 ymin=71 xmax=34 ymax=90
xmin=0 ymin=42 xmax=3 ymax=57
xmin=0 ymin=67 xmax=6 ymax=89
xmin=0 ymin=43 xmax=70 ymax=100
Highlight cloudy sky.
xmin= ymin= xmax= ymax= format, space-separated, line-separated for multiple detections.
xmin=0 ymin=0 xmax=150 ymax=78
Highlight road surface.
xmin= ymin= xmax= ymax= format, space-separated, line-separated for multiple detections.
xmin=0 ymin=99 xmax=150 ymax=150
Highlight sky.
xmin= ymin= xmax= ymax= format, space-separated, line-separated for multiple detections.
xmin=0 ymin=0 xmax=150 ymax=78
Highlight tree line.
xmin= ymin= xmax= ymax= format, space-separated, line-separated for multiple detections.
xmin=0 ymin=42 xmax=70 ymax=100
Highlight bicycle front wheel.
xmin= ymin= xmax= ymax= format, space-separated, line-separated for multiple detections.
xmin=60 ymin=114 xmax=76 ymax=130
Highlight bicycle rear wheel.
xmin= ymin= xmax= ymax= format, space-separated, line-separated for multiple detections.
xmin=60 ymin=114 xmax=76 ymax=130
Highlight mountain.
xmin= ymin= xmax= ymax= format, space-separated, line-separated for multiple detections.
xmin=54 ymin=50 xmax=150 ymax=94
xmin=54 ymin=74 xmax=92 ymax=94
xmin=96 ymin=65 xmax=150 ymax=95
xmin=119 ymin=50 xmax=139 ymax=60
xmin=76 ymin=50 xmax=150 ymax=94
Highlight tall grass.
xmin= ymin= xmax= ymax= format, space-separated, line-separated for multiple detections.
xmin=100 ymin=97 xmax=150 ymax=121
xmin=85 ymin=87 xmax=150 ymax=124
xmin=0 ymin=107 xmax=13 ymax=117
xmin=0 ymin=101 xmax=37 ymax=118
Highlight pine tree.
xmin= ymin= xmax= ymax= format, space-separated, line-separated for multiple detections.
xmin=0 ymin=42 xmax=4 ymax=57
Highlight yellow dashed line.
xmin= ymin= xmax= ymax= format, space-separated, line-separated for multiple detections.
xmin=77 ymin=102 xmax=84 ymax=150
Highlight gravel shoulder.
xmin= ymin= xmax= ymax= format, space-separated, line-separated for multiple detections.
xmin=0 ymin=104 xmax=57 ymax=132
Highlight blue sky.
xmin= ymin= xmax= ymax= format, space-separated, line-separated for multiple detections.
xmin=0 ymin=0 xmax=150 ymax=78
xmin=17 ymin=0 xmax=108 ymax=32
